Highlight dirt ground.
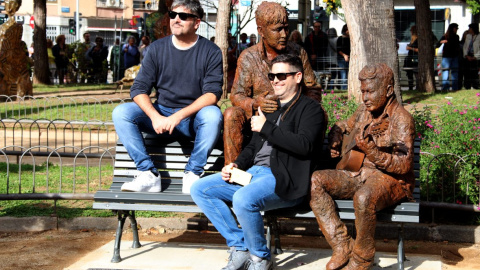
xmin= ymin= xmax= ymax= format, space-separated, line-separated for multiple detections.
xmin=0 ymin=228 xmax=479 ymax=270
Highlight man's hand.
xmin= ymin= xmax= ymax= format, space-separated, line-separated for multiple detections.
xmin=253 ymin=91 xmax=278 ymax=113
xmin=251 ymin=107 xmax=266 ymax=132
xmin=221 ymin=163 xmax=238 ymax=182
xmin=152 ymin=113 xmax=182 ymax=134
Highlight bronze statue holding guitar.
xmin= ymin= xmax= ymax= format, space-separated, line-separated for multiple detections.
xmin=310 ymin=63 xmax=416 ymax=270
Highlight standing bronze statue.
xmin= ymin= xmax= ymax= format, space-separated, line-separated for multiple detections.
xmin=310 ymin=63 xmax=415 ymax=270
xmin=0 ymin=0 xmax=32 ymax=97
xmin=223 ymin=1 xmax=323 ymax=165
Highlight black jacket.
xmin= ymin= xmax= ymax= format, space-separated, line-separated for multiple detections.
xmin=235 ymin=91 xmax=326 ymax=200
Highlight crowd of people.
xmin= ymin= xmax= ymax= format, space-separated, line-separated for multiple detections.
xmin=225 ymin=21 xmax=350 ymax=90
xmin=403 ymin=22 xmax=480 ymax=91
xmin=36 ymin=32 xmax=151 ymax=85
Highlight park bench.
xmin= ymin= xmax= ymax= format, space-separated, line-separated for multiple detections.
xmin=93 ymin=134 xmax=421 ymax=270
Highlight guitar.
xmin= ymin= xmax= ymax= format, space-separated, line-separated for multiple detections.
xmin=336 ymin=119 xmax=389 ymax=172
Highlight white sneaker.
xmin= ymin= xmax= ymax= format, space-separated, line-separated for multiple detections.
xmin=182 ymin=171 xmax=200 ymax=194
xmin=121 ymin=171 xmax=161 ymax=192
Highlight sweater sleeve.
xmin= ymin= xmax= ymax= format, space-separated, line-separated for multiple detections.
xmin=130 ymin=43 xmax=158 ymax=99
xmin=201 ymin=43 xmax=223 ymax=100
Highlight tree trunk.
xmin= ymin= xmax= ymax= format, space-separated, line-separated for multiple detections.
xmin=32 ymin=0 xmax=50 ymax=85
xmin=215 ymin=0 xmax=231 ymax=99
xmin=342 ymin=0 xmax=402 ymax=103
xmin=415 ymin=0 xmax=436 ymax=93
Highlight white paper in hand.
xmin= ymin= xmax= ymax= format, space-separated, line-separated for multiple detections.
xmin=230 ymin=168 xmax=252 ymax=186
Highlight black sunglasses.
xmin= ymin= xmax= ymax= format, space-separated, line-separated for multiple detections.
xmin=267 ymin=72 xmax=298 ymax=81
xmin=168 ymin=11 xmax=198 ymax=21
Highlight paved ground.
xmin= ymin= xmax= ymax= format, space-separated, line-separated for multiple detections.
xmin=1 ymin=226 xmax=480 ymax=270
xmin=67 ymin=240 xmax=442 ymax=270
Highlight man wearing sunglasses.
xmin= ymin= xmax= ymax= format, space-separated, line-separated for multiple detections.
xmin=223 ymin=1 xmax=323 ymax=167
xmin=113 ymin=0 xmax=223 ymax=194
xmin=191 ymin=54 xmax=325 ymax=270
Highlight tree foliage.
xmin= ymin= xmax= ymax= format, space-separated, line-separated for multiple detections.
xmin=466 ymin=0 xmax=480 ymax=15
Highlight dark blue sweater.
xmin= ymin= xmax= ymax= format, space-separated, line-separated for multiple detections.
xmin=130 ymin=35 xmax=223 ymax=108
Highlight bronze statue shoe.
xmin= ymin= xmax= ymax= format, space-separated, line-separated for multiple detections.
xmin=326 ymin=237 xmax=353 ymax=270
xmin=343 ymin=253 xmax=374 ymax=270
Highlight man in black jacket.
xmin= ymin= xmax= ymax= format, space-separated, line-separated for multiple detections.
xmin=191 ymin=54 xmax=326 ymax=270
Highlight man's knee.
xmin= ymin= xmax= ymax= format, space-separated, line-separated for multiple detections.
xmin=197 ymin=106 xmax=223 ymax=127
xmin=232 ymin=190 xmax=257 ymax=213
xmin=112 ymin=103 xmax=135 ymax=123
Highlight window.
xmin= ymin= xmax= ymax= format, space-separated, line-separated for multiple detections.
xmin=395 ymin=9 xmax=445 ymax=43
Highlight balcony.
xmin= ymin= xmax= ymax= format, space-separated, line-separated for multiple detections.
xmin=133 ymin=0 xmax=159 ymax=11
xmin=97 ymin=0 xmax=124 ymax=9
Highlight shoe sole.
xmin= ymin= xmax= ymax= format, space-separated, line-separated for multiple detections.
xmin=121 ymin=185 xmax=161 ymax=192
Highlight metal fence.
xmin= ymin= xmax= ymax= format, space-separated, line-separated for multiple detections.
xmin=312 ymin=56 xmax=461 ymax=91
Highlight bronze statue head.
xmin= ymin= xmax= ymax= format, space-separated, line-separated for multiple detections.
xmin=358 ymin=63 xmax=395 ymax=114
xmin=255 ymin=2 xmax=289 ymax=53
xmin=4 ymin=0 xmax=21 ymax=17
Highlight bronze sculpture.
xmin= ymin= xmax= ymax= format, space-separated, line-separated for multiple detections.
xmin=223 ymin=1 xmax=322 ymax=165
xmin=0 ymin=0 xmax=32 ymax=97
xmin=310 ymin=63 xmax=415 ymax=270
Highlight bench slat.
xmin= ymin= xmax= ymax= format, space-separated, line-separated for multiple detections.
xmin=116 ymin=146 xmax=224 ymax=156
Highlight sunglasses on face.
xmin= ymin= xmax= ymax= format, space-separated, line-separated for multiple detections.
xmin=268 ymin=72 xmax=297 ymax=81
xmin=168 ymin=11 xmax=198 ymax=21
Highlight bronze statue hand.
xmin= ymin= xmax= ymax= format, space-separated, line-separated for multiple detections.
xmin=355 ymin=133 xmax=376 ymax=156
xmin=330 ymin=140 xmax=341 ymax=158
xmin=253 ymin=91 xmax=278 ymax=113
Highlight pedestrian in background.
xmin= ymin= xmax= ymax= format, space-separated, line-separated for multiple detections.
xmin=247 ymin=34 xmax=256 ymax=47
xmin=337 ymin=24 xmax=350 ymax=90
xmin=463 ymin=23 xmax=480 ymax=90
xmin=437 ymin=23 xmax=460 ymax=91
xmin=404 ymin=25 xmax=418 ymax=90
xmin=326 ymin=28 xmax=338 ymax=89
xmin=140 ymin=35 xmax=151 ymax=63
xmin=46 ymin=39 xmax=56 ymax=83
xmin=289 ymin=30 xmax=305 ymax=48
xmin=87 ymin=36 xmax=109 ymax=83
xmin=304 ymin=21 xmax=329 ymax=71
xmin=123 ymin=36 xmax=140 ymax=70
xmin=110 ymin=37 xmax=125 ymax=81
xmin=52 ymin=34 xmax=69 ymax=85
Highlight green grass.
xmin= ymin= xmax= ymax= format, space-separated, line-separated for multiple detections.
xmin=402 ymin=89 xmax=480 ymax=106
xmin=0 ymin=98 xmax=122 ymax=122
xmin=33 ymin=83 xmax=120 ymax=94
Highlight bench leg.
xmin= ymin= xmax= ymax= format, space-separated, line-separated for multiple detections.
xmin=397 ymin=224 xmax=405 ymax=270
xmin=128 ymin=211 xmax=142 ymax=249
xmin=265 ymin=215 xmax=283 ymax=255
xmin=112 ymin=211 xmax=128 ymax=263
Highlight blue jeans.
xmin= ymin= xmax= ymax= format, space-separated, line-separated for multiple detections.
xmin=112 ymin=102 xmax=222 ymax=175
xmin=190 ymin=166 xmax=304 ymax=260
xmin=338 ymin=58 xmax=349 ymax=90
xmin=441 ymin=57 xmax=459 ymax=90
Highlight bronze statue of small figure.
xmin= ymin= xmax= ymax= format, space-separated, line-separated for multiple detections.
xmin=310 ymin=63 xmax=416 ymax=270
xmin=223 ymin=1 xmax=322 ymax=165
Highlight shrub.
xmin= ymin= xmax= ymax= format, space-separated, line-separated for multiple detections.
xmin=321 ymin=90 xmax=358 ymax=130
xmin=412 ymin=93 xmax=480 ymax=205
